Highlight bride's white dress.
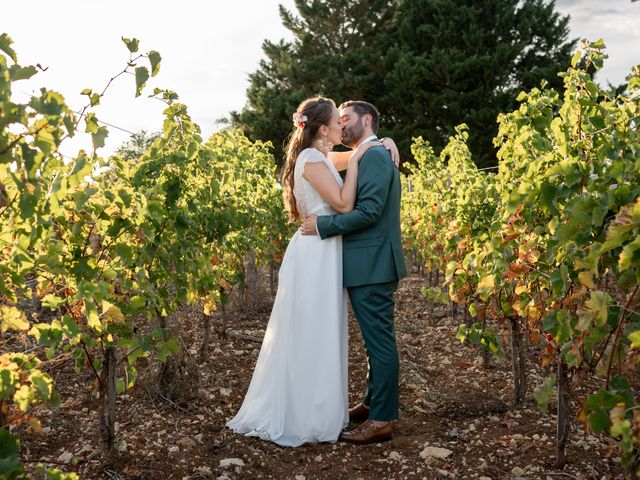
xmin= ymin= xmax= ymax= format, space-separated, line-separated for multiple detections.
xmin=226 ymin=147 xmax=349 ymax=447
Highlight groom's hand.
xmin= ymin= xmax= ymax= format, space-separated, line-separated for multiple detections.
xmin=300 ymin=215 xmax=318 ymax=236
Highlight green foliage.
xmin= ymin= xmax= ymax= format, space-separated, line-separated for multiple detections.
xmin=36 ymin=466 xmax=80 ymax=480
xmin=0 ymin=306 xmax=29 ymax=332
xmin=121 ymin=37 xmax=139 ymax=53
xmin=1 ymin=33 xmax=291 ymax=475
xmin=456 ymin=323 xmax=501 ymax=357
xmin=385 ymin=0 xmax=576 ymax=167
xmin=582 ymin=377 xmax=640 ymax=471
xmin=421 ymin=286 xmax=449 ymax=305
xmin=402 ymin=40 xmax=640 ymax=472
xmin=0 ymin=428 xmax=22 ymax=479
xmin=134 ymin=66 xmax=149 ymax=97
xmin=148 ymin=51 xmax=161 ymax=77
xmin=533 ymin=374 xmax=556 ymax=412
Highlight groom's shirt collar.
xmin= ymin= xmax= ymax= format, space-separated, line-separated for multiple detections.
xmin=357 ymin=135 xmax=378 ymax=147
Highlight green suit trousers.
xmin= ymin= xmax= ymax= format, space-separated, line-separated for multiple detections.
xmin=348 ymin=280 xmax=399 ymax=421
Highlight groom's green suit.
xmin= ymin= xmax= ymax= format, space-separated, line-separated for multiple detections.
xmin=316 ymin=144 xmax=406 ymax=421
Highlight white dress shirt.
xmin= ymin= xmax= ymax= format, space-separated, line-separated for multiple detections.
xmin=358 ymin=135 xmax=378 ymax=146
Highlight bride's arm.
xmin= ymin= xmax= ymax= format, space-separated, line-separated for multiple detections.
xmin=304 ymin=158 xmax=359 ymax=213
xmin=327 ymin=151 xmax=352 ymax=172
xmin=303 ymin=143 xmax=376 ymax=213
xmin=327 ymin=138 xmax=400 ymax=171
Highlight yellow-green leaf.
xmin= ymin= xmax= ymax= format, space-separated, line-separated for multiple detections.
xmin=122 ymin=37 xmax=139 ymax=53
xmin=0 ymin=306 xmax=29 ymax=332
xmin=578 ymin=290 xmax=611 ymax=331
xmin=102 ymin=301 xmax=124 ymax=324
xmin=41 ymin=294 xmax=66 ymax=309
xmin=571 ymin=50 xmax=582 ymax=67
xmin=515 ymin=284 xmax=528 ymax=295
xmin=629 ymin=331 xmax=640 ymax=349
xmin=85 ymin=302 xmax=102 ymax=332
xmin=476 ymin=274 xmax=496 ymax=299
xmin=578 ymin=271 xmax=597 ymax=289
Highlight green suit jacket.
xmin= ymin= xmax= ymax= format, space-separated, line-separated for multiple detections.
xmin=317 ymin=145 xmax=407 ymax=288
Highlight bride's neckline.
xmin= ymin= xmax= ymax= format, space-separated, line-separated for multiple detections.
xmin=305 ymin=146 xmax=329 ymax=157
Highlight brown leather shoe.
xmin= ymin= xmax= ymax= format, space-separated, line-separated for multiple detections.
xmin=349 ymin=403 xmax=371 ymax=423
xmin=339 ymin=420 xmax=392 ymax=445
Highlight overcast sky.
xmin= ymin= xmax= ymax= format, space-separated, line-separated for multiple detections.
xmin=2 ymin=0 xmax=639 ymax=157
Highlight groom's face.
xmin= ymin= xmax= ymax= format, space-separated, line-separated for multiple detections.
xmin=339 ymin=106 xmax=366 ymax=148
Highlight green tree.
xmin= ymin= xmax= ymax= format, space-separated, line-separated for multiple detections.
xmin=115 ymin=129 xmax=160 ymax=160
xmin=232 ymin=0 xmax=575 ymax=168
xmin=230 ymin=0 xmax=397 ymax=167
xmin=383 ymin=0 xmax=576 ymax=167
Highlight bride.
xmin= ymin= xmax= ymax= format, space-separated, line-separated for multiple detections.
xmin=226 ymin=96 xmax=397 ymax=446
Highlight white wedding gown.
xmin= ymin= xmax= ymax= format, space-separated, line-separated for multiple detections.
xmin=226 ymin=147 xmax=349 ymax=446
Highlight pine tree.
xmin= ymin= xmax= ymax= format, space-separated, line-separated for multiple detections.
xmin=382 ymin=0 xmax=575 ymax=167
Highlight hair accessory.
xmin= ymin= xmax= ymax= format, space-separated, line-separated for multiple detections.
xmin=292 ymin=111 xmax=307 ymax=128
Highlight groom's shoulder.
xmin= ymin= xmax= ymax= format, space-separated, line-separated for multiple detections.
xmin=363 ymin=145 xmax=390 ymax=161
xmin=362 ymin=147 xmax=393 ymax=170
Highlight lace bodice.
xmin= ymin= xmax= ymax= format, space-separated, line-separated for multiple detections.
xmin=293 ymin=148 xmax=344 ymax=217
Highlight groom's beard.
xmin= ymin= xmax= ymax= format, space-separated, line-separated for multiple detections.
xmin=342 ymin=122 xmax=365 ymax=148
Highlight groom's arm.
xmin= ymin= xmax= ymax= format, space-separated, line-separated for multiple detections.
xmin=317 ymin=149 xmax=393 ymax=239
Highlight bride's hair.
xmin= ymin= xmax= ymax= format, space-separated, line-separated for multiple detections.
xmin=282 ymin=96 xmax=336 ymax=222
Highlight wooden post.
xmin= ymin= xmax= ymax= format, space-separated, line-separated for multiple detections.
xmin=218 ymin=286 xmax=228 ymax=337
xmin=556 ymin=360 xmax=570 ymax=467
xmin=198 ymin=311 xmax=211 ymax=364
xmin=99 ymin=346 xmax=116 ymax=450
xmin=157 ymin=311 xmax=176 ymax=394
xmin=509 ymin=316 xmax=527 ymax=406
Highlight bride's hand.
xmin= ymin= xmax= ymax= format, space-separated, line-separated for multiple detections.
xmin=350 ymin=141 xmax=381 ymax=163
xmin=380 ymin=137 xmax=400 ymax=167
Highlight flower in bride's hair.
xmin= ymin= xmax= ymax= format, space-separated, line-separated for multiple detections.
xmin=292 ymin=111 xmax=307 ymax=128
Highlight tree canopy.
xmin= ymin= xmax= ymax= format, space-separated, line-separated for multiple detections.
xmin=231 ymin=0 xmax=576 ymax=168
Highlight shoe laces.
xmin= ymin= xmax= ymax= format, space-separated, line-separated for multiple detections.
xmin=359 ymin=422 xmax=378 ymax=435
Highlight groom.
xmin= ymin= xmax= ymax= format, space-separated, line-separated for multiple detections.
xmin=301 ymin=100 xmax=406 ymax=444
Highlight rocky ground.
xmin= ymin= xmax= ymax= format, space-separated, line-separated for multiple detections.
xmin=17 ymin=273 xmax=625 ymax=479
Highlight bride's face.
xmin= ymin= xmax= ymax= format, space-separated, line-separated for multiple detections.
xmin=323 ymin=106 xmax=343 ymax=146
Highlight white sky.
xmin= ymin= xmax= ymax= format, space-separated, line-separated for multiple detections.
xmin=2 ymin=0 xmax=639 ymax=157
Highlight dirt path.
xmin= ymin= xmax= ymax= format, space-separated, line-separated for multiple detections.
xmin=20 ymin=274 xmax=622 ymax=479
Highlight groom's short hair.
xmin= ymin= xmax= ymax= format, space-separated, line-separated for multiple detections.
xmin=339 ymin=100 xmax=379 ymax=134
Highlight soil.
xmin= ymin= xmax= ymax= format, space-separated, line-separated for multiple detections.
xmin=16 ymin=274 xmax=624 ymax=479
